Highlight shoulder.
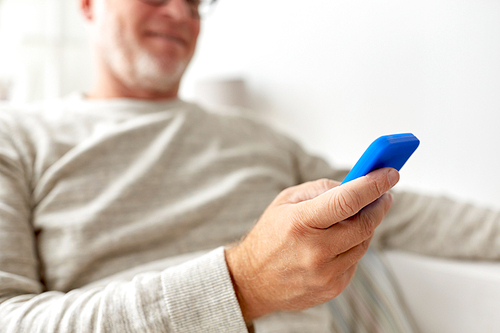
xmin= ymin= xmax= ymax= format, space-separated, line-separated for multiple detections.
xmin=0 ymin=102 xmax=39 ymax=137
xmin=0 ymin=98 xmax=73 ymax=161
xmin=188 ymin=103 xmax=301 ymax=150
xmin=0 ymin=99 xmax=66 ymax=128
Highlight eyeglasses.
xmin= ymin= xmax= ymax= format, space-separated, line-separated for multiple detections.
xmin=137 ymin=0 xmax=217 ymax=19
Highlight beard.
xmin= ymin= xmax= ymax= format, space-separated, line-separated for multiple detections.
xmin=94 ymin=3 xmax=190 ymax=94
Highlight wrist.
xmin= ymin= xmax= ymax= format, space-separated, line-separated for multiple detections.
xmin=225 ymin=244 xmax=270 ymax=323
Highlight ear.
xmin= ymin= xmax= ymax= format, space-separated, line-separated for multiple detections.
xmin=80 ymin=0 xmax=94 ymax=21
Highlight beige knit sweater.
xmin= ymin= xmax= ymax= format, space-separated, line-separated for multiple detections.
xmin=0 ymin=95 xmax=498 ymax=332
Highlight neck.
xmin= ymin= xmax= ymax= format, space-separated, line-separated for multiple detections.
xmin=88 ymin=61 xmax=180 ymax=101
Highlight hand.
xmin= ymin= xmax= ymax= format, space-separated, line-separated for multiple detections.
xmin=225 ymin=168 xmax=399 ymax=322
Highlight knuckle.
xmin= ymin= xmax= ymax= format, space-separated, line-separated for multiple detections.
xmin=279 ymin=186 xmax=295 ymax=199
xmin=343 ymin=250 xmax=363 ymax=268
xmin=318 ymin=178 xmax=339 ymax=190
xmin=288 ymin=215 xmax=310 ymax=238
xmin=290 ymin=200 xmax=322 ymax=230
xmin=301 ymin=245 xmax=328 ymax=271
xmin=367 ymin=175 xmax=385 ymax=197
xmin=357 ymin=211 xmax=376 ymax=239
xmin=317 ymin=178 xmax=331 ymax=187
xmin=332 ymin=191 xmax=358 ymax=218
xmin=308 ymin=271 xmax=333 ymax=291
xmin=360 ymin=239 xmax=371 ymax=252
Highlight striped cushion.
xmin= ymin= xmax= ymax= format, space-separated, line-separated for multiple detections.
xmin=328 ymin=248 xmax=419 ymax=332
xmin=253 ymin=248 xmax=419 ymax=332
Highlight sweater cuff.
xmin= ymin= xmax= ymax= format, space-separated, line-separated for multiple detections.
xmin=161 ymin=247 xmax=248 ymax=332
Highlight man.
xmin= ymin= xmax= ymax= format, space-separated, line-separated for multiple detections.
xmin=0 ymin=0 xmax=498 ymax=332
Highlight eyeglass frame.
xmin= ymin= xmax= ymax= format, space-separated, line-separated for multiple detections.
xmin=136 ymin=0 xmax=218 ymax=19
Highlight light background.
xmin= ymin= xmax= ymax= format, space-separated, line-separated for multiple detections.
xmin=182 ymin=0 xmax=500 ymax=208
xmin=1 ymin=2 xmax=500 ymax=332
xmin=1 ymin=0 xmax=499 ymax=208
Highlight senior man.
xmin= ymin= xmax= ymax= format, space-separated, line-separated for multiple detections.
xmin=0 ymin=0 xmax=499 ymax=332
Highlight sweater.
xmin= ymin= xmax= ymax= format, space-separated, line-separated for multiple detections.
xmin=0 ymin=94 xmax=498 ymax=332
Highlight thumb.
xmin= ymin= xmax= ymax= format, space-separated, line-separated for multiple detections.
xmin=300 ymin=167 xmax=399 ymax=229
xmin=276 ymin=179 xmax=341 ymax=205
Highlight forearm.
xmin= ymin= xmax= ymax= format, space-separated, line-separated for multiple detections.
xmin=373 ymin=191 xmax=500 ymax=259
xmin=1 ymin=272 xmax=168 ymax=332
xmin=0 ymin=247 xmax=247 ymax=333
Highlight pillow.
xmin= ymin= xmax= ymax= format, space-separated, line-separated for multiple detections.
xmin=328 ymin=248 xmax=420 ymax=332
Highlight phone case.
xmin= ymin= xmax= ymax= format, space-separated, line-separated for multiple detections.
xmin=341 ymin=133 xmax=420 ymax=185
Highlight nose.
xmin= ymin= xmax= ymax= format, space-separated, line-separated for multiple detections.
xmin=160 ymin=0 xmax=194 ymax=20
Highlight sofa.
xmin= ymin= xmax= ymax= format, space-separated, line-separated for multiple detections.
xmin=385 ymin=250 xmax=500 ymax=332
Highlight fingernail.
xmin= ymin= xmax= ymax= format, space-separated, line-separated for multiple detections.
xmin=388 ymin=169 xmax=400 ymax=187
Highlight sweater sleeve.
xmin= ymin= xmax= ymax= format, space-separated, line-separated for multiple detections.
xmin=286 ymin=137 xmax=500 ymax=261
xmin=0 ymin=121 xmax=247 ymax=332
xmin=372 ymin=190 xmax=500 ymax=260
xmin=1 ymin=247 xmax=247 ymax=332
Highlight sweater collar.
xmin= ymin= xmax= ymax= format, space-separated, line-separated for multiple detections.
xmin=65 ymin=92 xmax=189 ymax=117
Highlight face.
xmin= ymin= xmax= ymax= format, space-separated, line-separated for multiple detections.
xmin=91 ymin=0 xmax=201 ymax=96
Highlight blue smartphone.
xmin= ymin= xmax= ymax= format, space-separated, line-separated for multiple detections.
xmin=341 ymin=133 xmax=420 ymax=185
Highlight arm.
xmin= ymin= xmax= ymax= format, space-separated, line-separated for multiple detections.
xmin=372 ymin=190 xmax=500 ymax=260
xmin=1 ymin=248 xmax=245 ymax=332
xmin=225 ymin=168 xmax=400 ymax=323
xmin=0 ymin=132 xmax=246 ymax=332
xmin=286 ymin=137 xmax=500 ymax=261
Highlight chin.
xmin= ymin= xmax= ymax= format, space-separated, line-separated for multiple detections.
xmin=130 ymin=52 xmax=189 ymax=92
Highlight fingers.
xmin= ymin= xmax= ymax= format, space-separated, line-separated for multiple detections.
xmin=329 ymin=237 xmax=371 ymax=277
xmin=276 ymin=178 xmax=341 ymax=205
xmin=304 ymin=192 xmax=392 ymax=263
xmin=225 ymin=170 xmax=396 ymax=318
xmin=304 ymin=168 xmax=399 ymax=229
xmin=323 ymin=192 xmax=393 ymax=254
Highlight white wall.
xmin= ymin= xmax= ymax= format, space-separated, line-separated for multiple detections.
xmin=1 ymin=0 xmax=499 ymax=208
xmin=0 ymin=0 xmax=92 ymax=102
xmin=181 ymin=0 xmax=500 ymax=209
xmin=1 ymin=2 xmax=499 ymax=331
